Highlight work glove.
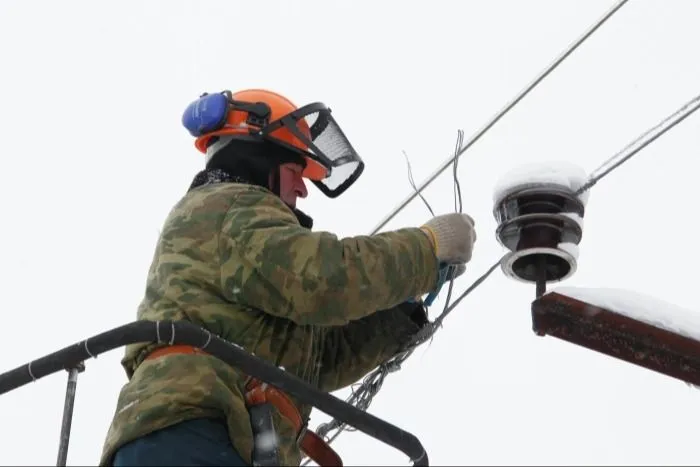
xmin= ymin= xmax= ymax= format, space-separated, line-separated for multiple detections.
xmin=417 ymin=213 xmax=475 ymax=307
xmin=420 ymin=213 xmax=477 ymax=264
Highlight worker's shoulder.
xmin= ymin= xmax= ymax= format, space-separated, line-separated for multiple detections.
xmin=168 ymin=182 xmax=294 ymax=231
xmin=182 ymin=182 xmax=270 ymax=207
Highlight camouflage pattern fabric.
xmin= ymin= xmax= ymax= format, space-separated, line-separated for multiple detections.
xmin=99 ymin=182 xmax=439 ymax=466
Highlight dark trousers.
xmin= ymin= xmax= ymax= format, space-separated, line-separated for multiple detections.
xmin=112 ymin=417 xmax=248 ymax=466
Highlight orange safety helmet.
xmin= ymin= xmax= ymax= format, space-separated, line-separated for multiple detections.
xmin=193 ymin=89 xmax=328 ymax=181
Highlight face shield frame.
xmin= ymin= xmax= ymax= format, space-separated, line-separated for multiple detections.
xmin=260 ymin=102 xmax=365 ymax=198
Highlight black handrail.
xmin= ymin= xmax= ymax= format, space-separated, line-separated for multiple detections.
xmin=0 ymin=320 xmax=429 ymax=466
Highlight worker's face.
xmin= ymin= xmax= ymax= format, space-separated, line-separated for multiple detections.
xmin=275 ymin=162 xmax=308 ymax=208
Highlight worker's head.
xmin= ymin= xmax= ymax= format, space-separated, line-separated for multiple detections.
xmin=182 ymin=88 xmax=365 ymax=200
xmin=203 ymin=136 xmax=308 ymax=208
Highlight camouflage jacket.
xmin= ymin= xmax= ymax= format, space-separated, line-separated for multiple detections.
xmin=99 ymin=181 xmax=439 ymax=466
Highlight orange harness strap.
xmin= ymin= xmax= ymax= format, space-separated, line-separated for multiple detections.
xmin=145 ymin=344 xmax=343 ymax=466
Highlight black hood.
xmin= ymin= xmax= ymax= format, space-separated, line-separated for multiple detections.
xmin=189 ymin=138 xmax=314 ymax=229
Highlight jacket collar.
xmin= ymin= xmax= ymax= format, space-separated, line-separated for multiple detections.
xmin=188 ymin=168 xmax=314 ymax=229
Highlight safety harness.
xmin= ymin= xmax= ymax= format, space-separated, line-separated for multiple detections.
xmin=144 ymin=344 xmax=343 ymax=466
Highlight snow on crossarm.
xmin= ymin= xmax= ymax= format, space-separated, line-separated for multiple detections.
xmin=533 ymin=286 xmax=700 ymax=388
xmin=550 ymin=286 xmax=700 ymax=343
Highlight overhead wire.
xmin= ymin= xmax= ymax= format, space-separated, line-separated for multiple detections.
xmin=370 ymin=0 xmax=630 ymax=235
xmin=576 ymin=92 xmax=700 ymax=195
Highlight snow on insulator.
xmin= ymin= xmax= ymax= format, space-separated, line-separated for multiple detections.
xmin=492 ymin=161 xmax=588 ymax=287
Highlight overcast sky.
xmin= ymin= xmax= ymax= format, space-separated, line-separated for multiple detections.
xmin=1 ymin=0 xmax=699 ymax=465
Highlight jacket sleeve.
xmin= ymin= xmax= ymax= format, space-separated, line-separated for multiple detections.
xmin=218 ymin=187 xmax=439 ymax=326
xmin=317 ymin=300 xmax=429 ymax=393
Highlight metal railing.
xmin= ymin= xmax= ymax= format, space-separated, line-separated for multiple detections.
xmin=0 ymin=320 xmax=428 ymax=466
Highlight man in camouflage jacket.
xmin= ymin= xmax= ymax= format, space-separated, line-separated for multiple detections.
xmin=100 ymin=89 xmax=477 ymax=466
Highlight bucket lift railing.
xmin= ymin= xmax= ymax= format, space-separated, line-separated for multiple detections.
xmin=0 ymin=320 xmax=428 ymax=466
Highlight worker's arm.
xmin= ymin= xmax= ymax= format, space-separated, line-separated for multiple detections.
xmin=218 ymin=187 xmax=439 ymax=326
xmin=317 ymin=300 xmax=429 ymax=392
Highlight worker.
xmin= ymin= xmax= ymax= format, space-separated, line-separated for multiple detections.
xmin=99 ymin=89 xmax=477 ymax=466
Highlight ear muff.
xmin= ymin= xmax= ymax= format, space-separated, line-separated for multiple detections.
xmin=182 ymin=92 xmax=271 ymax=137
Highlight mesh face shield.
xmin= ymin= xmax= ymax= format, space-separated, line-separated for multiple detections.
xmin=262 ymin=103 xmax=365 ymax=198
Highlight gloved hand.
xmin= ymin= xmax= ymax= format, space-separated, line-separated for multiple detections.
xmin=420 ymin=213 xmax=477 ymax=264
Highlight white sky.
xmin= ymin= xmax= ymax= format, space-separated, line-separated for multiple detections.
xmin=1 ymin=0 xmax=699 ymax=465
